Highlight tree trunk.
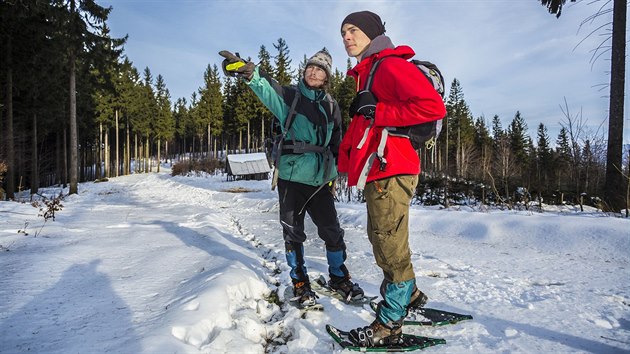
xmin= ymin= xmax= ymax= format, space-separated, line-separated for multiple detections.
xmin=56 ymin=131 xmax=62 ymax=185
xmin=125 ymin=119 xmax=130 ymax=175
xmin=182 ymin=136 xmax=186 ymax=161
xmin=445 ymin=116 xmax=450 ymax=176
xmin=5 ymin=36 xmax=15 ymax=199
xmin=80 ymin=137 xmax=86 ymax=182
xmin=115 ymin=110 xmax=119 ymax=177
xmin=456 ymin=125 xmax=461 ymax=177
xmin=157 ymin=139 xmax=161 ymax=173
xmin=191 ymin=136 xmax=195 ymax=160
xmin=145 ymin=136 xmax=149 ymax=172
xmin=97 ymin=123 xmax=102 ymax=178
xmin=105 ymin=130 xmax=109 ymax=177
xmin=69 ymin=53 xmax=78 ymax=194
xmin=134 ymin=133 xmax=138 ymax=173
xmin=261 ymin=117 xmax=265 ymax=153
xmin=68 ymin=0 xmax=78 ymax=194
xmin=30 ymin=113 xmax=38 ymax=195
xmin=247 ymin=121 xmax=251 ymax=153
xmin=626 ymin=147 xmax=630 ymax=217
xmin=63 ymin=126 xmax=68 ymax=188
xmin=604 ymin=0 xmax=627 ymax=212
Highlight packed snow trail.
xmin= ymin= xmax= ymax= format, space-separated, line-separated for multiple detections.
xmin=1 ymin=171 xmax=628 ymax=353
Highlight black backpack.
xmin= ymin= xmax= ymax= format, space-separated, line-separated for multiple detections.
xmin=365 ymin=58 xmax=446 ymax=150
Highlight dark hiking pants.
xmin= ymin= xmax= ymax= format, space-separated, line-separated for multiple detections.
xmin=278 ymin=178 xmax=347 ymax=283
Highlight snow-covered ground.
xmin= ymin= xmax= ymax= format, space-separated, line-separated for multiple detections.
xmin=1 ymin=169 xmax=629 ymax=353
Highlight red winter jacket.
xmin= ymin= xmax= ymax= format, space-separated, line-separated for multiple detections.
xmin=338 ymin=43 xmax=446 ymax=188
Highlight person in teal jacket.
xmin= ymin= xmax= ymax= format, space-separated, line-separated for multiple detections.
xmin=219 ymin=49 xmax=364 ymax=307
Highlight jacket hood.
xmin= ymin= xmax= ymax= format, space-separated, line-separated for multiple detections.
xmin=361 ymin=35 xmax=395 ymax=60
xmin=347 ymin=36 xmax=416 ymax=79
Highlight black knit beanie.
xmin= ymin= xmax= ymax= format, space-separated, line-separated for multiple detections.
xmin=340 ymin=11 xmax=386 ymax=40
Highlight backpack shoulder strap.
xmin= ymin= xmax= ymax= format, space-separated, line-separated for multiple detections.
xmin=283 ymin=88 xmax=301 ymax=133
xmin=271 ymin=87 xmax=302 ymax=191
xmin=364 ymin=58 xmax=385 ymax=91
xmin=324 ymin=92 xmax=334 ymax=117
xmin=273 ymin=89 xmax=300 ymax=167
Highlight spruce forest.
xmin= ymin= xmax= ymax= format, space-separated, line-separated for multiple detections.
xmin=1 ymin=0 xmax=628 ymax=213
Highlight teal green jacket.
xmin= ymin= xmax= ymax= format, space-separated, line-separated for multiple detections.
xmin=247 ymin=67 xmax=342 ymax=187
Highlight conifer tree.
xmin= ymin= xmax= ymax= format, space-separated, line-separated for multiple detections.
xmin=540 ymin=0 xmax=626 ymax=211
xmin=298 ymin=54 xmax=309 ymax=78
xmin=154 ymin=74 xmax=174 ymax=171
xmin=172 ymin=97 xmax=189 ymax=158
xmin=188 ymin=92 xmax=201 ymax=156
xmin=233 ymin=78 xmax=257 ymax=152
xmin=257 ymin=45 xmax=273 ymax=73
xmin=136 ymin=67 xmax=156 ymax=137
xmin=197 ymin=65 xmax=223 ymax=158
xmin=21 ymin=2 xmax=67 ymax=193
xmin=91 ymin=24 xmax=125 ymax=178
xmin=555 ymin=127 xmax=572 ymax=191
xmin=489 ymin=116 xmax=514 ymax=203
xmin=507 ymin=111 xmax=531 ymax=185
xmin=331 ymin=58 xmax=356 ymax=131
xmin=491 ymin=115 xmax=504 ymax=148
xmin=134 ymin=67 xmax=158 ymax=172
xmin=255 ymin=46 xmax=274 ymax=149
xmin=445 ymin=79 xmax=475 ymax=177
xmin=273 ymin=38 xmax=294 ymax=86
xmin=0 ymin=0 xmax=20 ymax=198
xmin=57 ymin=0 xmax=116 ymax=194
xmin=2 ymin=1 xmax=63 ymax=196
xmin=92 ymin=72 xmax=115 ymax=177
xmin=535 ymin=123 xmax=554 ymax=195
xmin=473 ymin=116 xmax=493 ymax=182
xmin=581 ymin=139 xmax=597 ymax=195
xmin=118 ymin=60 xmax=144 ymax=174
xmin=221 ymin=77 xmax=238 ymax=152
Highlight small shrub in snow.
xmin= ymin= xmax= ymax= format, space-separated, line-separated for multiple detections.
xmin=31 ymin=192 xmax=64 ymax=237
xmin=171 ymin=158 xmax=224 ymax=176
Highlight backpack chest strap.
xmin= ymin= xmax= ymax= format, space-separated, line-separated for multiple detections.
xmin=282 ymin=141 xmax=328 ymax=154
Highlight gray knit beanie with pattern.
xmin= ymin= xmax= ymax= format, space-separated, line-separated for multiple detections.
xmin=305 ymin=48 xmax=333 ymax=80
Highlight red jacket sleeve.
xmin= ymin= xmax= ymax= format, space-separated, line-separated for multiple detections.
xmin=372 ymin=57 xmax=446 ymax=127
xmin=337 ymin=117 xmax=356 ymax=174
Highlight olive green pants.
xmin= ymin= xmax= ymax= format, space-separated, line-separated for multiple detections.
xmin=364 ymin=175 xmax=418 ymax=283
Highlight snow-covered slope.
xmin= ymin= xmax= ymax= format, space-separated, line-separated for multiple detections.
xmin=1 ymin=171 xmax=628 ymax=353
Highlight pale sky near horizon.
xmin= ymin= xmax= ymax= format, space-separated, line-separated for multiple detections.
xmin=100 ymin=0 xmax=629 ymax=146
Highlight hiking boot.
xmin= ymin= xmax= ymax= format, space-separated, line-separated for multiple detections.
xmin=408 ymin=287 xmax=428 ymax=310
xmin=348 ymin=319 xmax=403 ymax=347
xmin=328 ymin=276 xmax=365 ymax=302
xmin=293 ymin=281 xmax=318 ymax=307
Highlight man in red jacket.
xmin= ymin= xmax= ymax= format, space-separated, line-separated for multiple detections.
xmin=338 ymin=10 xmax=447 ymax=347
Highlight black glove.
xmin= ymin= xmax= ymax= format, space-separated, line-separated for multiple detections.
xmin=219 ymin=50 xmax=255 ymax=80
xmin=348 ymin=90 xmax=377 ymax=119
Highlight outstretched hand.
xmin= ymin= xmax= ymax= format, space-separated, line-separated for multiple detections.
xmin=219 ymin=50 xmax=255 ymax=80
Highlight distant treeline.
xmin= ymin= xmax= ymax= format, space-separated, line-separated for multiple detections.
xmin=1 ymin=1 xmax=628 ymax=212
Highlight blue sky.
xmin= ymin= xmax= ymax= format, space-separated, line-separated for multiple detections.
xmin=100 ymin=0 xmax=629 ymax=145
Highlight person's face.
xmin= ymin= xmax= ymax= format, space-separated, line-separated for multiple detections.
xmin=341 ymin=23 xmax=371 ymax=60
xmin=304 ymin=65 xmax=327 ymax=88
